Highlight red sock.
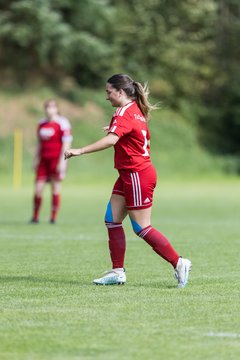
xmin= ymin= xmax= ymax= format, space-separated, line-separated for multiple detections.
xmin=33 ymin=195 xmax=42 ymax=221
xmin=137 ymin=226 xmax=179 ymax=268
xmin=51 ymin=194 xmax=60 ymax=221
xmin=105 ymin=222 xmax=126 ymax=268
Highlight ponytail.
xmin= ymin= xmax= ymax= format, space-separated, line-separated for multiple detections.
xmin=133 ymin=81 xmax=157 ymax=122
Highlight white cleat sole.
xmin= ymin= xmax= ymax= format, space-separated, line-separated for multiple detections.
xmin=93 ymin=271 xmax=126 ymax=286
xmin=94 ymin=282 xmax=125 ymax=286
xmin=175 ymin=258 xmax=192 ymax=288
xmin=178 ymin=261 xmax=192 ymax=288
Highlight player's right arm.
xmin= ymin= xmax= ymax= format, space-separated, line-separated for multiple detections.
xmin=64 ymin=133 xmax=119 ymax=159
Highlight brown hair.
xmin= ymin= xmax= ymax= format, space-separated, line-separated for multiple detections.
xmin=44 ymin=99 xmax=60 ymax=115
xmin=44 ymin=99 xmax=58 ymax=108
xmin=107 ymin=74 xmax=157 ymax=121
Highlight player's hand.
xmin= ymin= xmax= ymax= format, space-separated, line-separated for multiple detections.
xmin=102 ymin=126 xmax=109 ymax=132
xmin=64 ymin=149 xmax=81 ymax=160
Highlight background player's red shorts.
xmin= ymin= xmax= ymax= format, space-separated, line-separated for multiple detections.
xmin=36 ymin=157 xmax=66 ymax=182
xmin=112 ymin=164 xmax=157 ymax=210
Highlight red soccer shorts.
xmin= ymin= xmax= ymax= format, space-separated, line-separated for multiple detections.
xmin=36 ymin=157 xmax=66 ymax=182
xmin=112 ymin=164 xmax=157 ymax=210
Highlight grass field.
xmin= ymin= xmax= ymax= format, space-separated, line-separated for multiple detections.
xmin=0 ymin=179 xmax=239 ymax=360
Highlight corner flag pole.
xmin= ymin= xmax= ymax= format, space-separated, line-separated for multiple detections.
xmin=13 ymin=129 xmax=23 ymax=188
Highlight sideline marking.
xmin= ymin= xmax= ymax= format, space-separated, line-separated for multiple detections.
xmin=0 ymin=232 xmax=89 ymax=241
xmin=205 ymin=332 xmax=240 ymax=339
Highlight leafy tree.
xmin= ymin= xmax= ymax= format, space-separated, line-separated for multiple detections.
xmin=111 ymin=1 xmax=216 ymax=102
xmin=0 ymin=0 xmax=116 ymax=85
xmin=199 ymin=0 xmax=240 ymax=155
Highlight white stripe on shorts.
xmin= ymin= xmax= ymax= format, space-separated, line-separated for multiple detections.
xmin=130 ymin=172 xmax=142 ymax=207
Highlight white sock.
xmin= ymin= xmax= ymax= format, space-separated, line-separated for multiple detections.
xmin=113 ymin=267 xmax=124 ymax=273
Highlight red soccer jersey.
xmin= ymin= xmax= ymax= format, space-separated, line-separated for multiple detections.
xmin=108 ymin=101 xmax=152 ymax=171
xmin=37 ymin=116 xmax=72 ymax=159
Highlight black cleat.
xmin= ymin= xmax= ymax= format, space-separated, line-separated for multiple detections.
xmin=29 ymin=218 xmax=39 ymax=224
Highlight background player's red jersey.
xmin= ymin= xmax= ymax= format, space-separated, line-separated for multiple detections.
xmin=37 ymin=116 xmax=72 ymax=158
xmin=108 ymin=101 xmax=151 ymax=171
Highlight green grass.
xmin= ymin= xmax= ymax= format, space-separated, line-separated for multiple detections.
xmin=0 ymin=179 xmax=240 ymax=360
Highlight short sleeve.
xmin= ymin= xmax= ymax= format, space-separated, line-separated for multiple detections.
xmin=108 ymin=112 xmax=132 ymax=138
xmin=58 ymin=116 xmax=73 ymax=142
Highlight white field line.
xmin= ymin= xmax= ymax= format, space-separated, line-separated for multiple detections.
xmin=0 ymin=232 xmax=91 ymax=241
xmin=205 ymin=332 xmax=240 ymax=339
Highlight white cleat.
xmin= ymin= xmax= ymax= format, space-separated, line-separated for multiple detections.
xmin=174 ymin=257 xmax=192 ymax=288
xmin=93 ymin=269 xmax=126 ymax=285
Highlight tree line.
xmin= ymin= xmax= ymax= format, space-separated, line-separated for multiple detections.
xmin=0 ymin=0 xmax=240 ymax=158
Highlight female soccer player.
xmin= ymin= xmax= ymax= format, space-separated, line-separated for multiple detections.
xmin=30 ymin=99 xmax=72 ymax=224
xmin=64 ymin=74 xmax=191 ymax=288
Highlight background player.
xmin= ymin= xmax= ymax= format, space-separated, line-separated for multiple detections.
xmin=30 ymin=99 xmax=72 ymax=224
xmin=64 ymin=74 xmax=191 ymax=288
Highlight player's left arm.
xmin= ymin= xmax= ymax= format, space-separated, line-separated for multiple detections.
xmin=58 ymin=139 xmax=72 ymax=171
xmin=64 ymin=133 xmax=119 ymax=159
xmin=58 ymin=117 xmax=73 ymax=170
